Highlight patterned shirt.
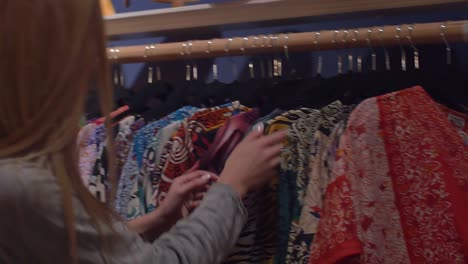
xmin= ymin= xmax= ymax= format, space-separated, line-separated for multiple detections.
xmin=286 ymin=101 xmax=354 ymax=263
xmin=78 ymin=123 xmax=98 ymax=185
xmin=310 ymin=87 xmax=468 ymax=263
xmin=87 ymin=116 xmax=137 ymax=203
xmin=155 ymin=102 xmax=248 ymax=206
xmin=82 ymin=124 xmax=106 ymax=195
xmin=115 ymin=117 xmax=146 ymax=177
xmin=116 ymin=106 xmax=199 ymax=218
xmin=275 ymin=108 xmax=318 ymax=264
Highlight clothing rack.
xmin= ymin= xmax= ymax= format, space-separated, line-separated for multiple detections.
xmin=108 ymin=20 xmax=468 ymax=64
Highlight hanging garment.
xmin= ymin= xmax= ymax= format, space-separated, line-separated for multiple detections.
xmin=275 ymin=108 xmax=320 ymax=263
xmin=198 ymin=109 xmax=260 ymax=174
xmin=155 ymin=102 xmax=249 ymax=206
xmin=87 ymin=116 xmax=137 ymax=203
xmin=310 ymin=86 xmax=468 ymax=263
xmin=81 ymin=124 xmax=106 ymax=192
xmin=77 ymin=123 xmax=98 ymax=185
xmin=287 ymin=102 xmax=354 ymax=264
xmin=142 ymin=121 xmax=185 ymax=214
xmin=115 ymin=117 xmax=146 ymax=177
xmin=193 ymin=109 xmax=261 ymax=264
xmin=116 ymin=106 xmax=199 ymax=218
xmin=238 ymin=108 xmax=315 ymax=264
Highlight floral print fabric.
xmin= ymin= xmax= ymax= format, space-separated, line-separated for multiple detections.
xmin=310 ymin=87 xmax=468 ymax=263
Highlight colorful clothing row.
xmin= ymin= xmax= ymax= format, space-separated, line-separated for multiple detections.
xmin=77 ymin=86 xmax=468 ymax=263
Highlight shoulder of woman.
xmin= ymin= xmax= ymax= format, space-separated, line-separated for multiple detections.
xmin=0 ymin=159 xmax=61 ymax=211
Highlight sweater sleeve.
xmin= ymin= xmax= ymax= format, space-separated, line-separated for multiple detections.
xmin=0 ymin=161 xmax=247 ymax=264
xmin=112 ymin=183 xmax=247 ymax=263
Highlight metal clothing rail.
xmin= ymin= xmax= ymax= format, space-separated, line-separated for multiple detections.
xmin=107 ymin=20 xmax=468 ymax=63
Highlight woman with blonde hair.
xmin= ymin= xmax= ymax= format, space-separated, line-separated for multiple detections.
xmin=0 ymin=0 xmax=286 ymax=263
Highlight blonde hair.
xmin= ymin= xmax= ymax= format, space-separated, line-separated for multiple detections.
xmin=0 ymin=0 xmax=117 ymax=263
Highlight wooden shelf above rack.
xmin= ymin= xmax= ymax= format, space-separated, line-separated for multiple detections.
xmin=105 ymin=0 xmax=468 ymax=38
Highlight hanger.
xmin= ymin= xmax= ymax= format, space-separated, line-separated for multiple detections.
xmin=366 ymin=29 xmax=377 ymax=72
xmin=188 ymin=41 xmax=199 ymax=81
xmin=422 ymin=22 xmax=467 ymax=111
xmin=331 ymin=30 xmax=343 ymax=75
xmin=406 ymin=25 xmax=420 ymax=71
xmin=377 ymin=28 xmax=391 ymax=72
xmin=109 ymin=48 xmax=122 ymax=88
xmin=244 ymin=37 xmax=256 ymax=80
xmin=204 ymin=39 xmax=232 ymax=107
xmin=313 ymin=32 xmax=324 ymax=78
xmin=271 ymin=35 xmax=282 ymax=78
xmin=224 ymin=38 xmax=238 ymax=81
xmin=440 ymin=23 xmax=452 ymax=66
xmin=353 ymin=30 xmax=362 ymax=73
xmin=207 ymin=40 xmax=218 ymax=81
xmin=144 ymin=46 xmax=154 ymax=84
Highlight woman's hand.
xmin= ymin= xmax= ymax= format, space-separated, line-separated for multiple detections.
xmin=159 ymin=170 xmax=217 ymax=221
xmin=219 ymin=124 xmax=287 ymax=198
xmin=127 ymin=170 xmax=216 ymax=241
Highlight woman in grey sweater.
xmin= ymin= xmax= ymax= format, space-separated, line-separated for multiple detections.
xmin=0 ymin=0 xmax=286 ymax=263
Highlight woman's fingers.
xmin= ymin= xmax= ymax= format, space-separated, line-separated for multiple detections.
xmin=258 ymin=129 xmax=288 ymax=147
xmin=177 ymin=170 xmax=213 ymax=184
xmin=245 ymin=123 xmax=264 ymax=141
xmin=264 ymin=143 xmax=283 ymax=159
xmin=180 ymin=174 xmax=212 ymax=193
xmin=193 ymin=192 xmax=205 ymax=200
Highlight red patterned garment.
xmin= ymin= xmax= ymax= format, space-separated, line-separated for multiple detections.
xmin=155 ymin=102 xmax=249 ymax=205
xmin=309 ymin=86 xmax=468 ymax=264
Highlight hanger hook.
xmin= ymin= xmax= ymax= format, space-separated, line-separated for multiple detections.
xmin=180 ymin=42 xmax=187 ymax=56
xmin=144 ymin=45 xmax=150 ymax=59
xmin=241 ymin=37 xmax=249 ymax=55
xmin=378 ymin=27 xmax=391 ymax=71
xmin=342 ymin=30 xmax=349 ymax=47
xmin=207 ymin=40 xmax=218 ymax=80
xmin=283 ymin=34 xmax=290 ymax=60
xmin=314 ymin=32 xmax=323 ymax=76
xmin=268 ymin=34 xmax=274 ymax=48
xmin=206 ymin=40 xmax=213 ymax=54
xmin=260 ymin=35 xmax=268 ymax=48
xmin=343 ymin=30 xmax=353 ymax=72
xmin=181 ymin=42 xmax=192 ymax=81
xmin=440 ymin=22 xmax=452 ymax=65
xmin=314 ymin=32 xmax=321 ymax=49
xmin=109 ymin=47 xmax=120 ymax=60
xmin=406 ymin=25 xmax=416 ymax=50
xmin=252 ymin=36 xmax=259 ymax=48
xmin=224 ymin=38 xmax=233 ymax=55
xmin=395 ymin=25 xmax=407 ymax=71
xmin=332 ymin=30 xmax=340 ymax=47
xmin=144 ymin=45 xmax=155 ymax=83
xmin=224 ymin=38 xmax=237 ymax=80
xmin=332 ymin=30 xmax=343 ymax=74
xmin=187 ymin=41 xmax=193 ymax=59
xmin=352 ymin=30 xmax=362 ymax=72
xmin=366 ymin=29 xmax=377 ymax=71
xmin=406 ymin=24 xmax=420 ymax=70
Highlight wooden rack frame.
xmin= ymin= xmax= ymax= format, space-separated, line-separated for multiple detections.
xmin=107 ymin=20 xmax=468 ymax=63
xmin=105 ymin=0 xmax=468 ymax=38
